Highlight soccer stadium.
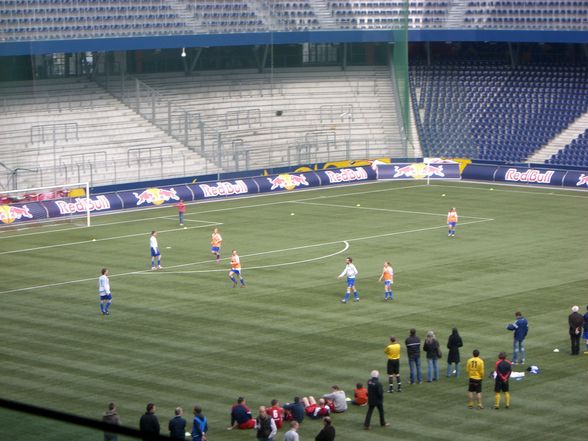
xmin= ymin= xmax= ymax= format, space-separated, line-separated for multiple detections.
xmin=1 ymin=1 xmax=587 ymax=441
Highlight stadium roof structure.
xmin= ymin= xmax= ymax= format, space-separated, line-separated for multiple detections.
xmin=1 ymin=0 xmax=588 ymax=56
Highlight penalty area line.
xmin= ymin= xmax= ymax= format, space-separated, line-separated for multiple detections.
xmin=0 ymin=222 xmax=223 ymax=256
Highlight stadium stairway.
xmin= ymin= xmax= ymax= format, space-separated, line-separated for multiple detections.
xmin=528 ymin=111 xmax=588 ymax=164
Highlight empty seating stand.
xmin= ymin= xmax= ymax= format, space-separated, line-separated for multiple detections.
xmin=410 ymin=61 xmax=588 ymax=162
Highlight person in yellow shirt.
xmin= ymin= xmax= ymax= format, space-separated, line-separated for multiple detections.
xmin=384 ymin=336 xmax=402 ymax=393
xmin=466 ymin=349 xmax=485 ymax=409
xmin=447 ymin=207 xmax=458 ymax=237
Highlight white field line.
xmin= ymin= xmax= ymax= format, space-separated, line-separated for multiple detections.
xmin=156 ymin=241 xmax=350 ymax=274
xmin=0 ymin=222 xmax=222 ymax=256
xmin=433 ymin=181 xmax=588 ymax=198
xmin=0 ymin=218 xmax=492 ymax=295
xmin=294 ymin=200 xmax=493 ymax=220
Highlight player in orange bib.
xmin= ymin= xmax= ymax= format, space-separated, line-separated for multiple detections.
xmin=447 ymin=207 xmax=458 ymax=237
xmin=378 ymin=261 xmax=394 ymax=301
xmin=229 ymin=249 xmax=246 ymax=288
xmin=211 ymin=228 xmax=223 ymax=263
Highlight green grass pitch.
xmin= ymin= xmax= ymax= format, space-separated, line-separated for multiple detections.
xmin=1 ymin=180 xmax=587 ymax=441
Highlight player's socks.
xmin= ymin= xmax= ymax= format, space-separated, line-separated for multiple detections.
xmin=354 ymin=291 xmax=359 ymax=300
xmin=388 ymin=379 xmax=393 ymax=392
xmin=105 ymin=301 xmax=111 ymax=313
xmin=467 ymin=401 xmax=473 ymax=409
xmin=230 ymin=276 xmax=237 ymax=284
xmin=504 ymin=392 xmax=510 ymax=407
xmin=389 ymin=290 xmax=393 ymax=299
xmin=100 ymin=302 xmax=105 ymax=314
xmin=494 ymin=393 xmax=500 ymax=408
xmin=240 ymin=278 xmax=245 ymax=286
xmin=343 ymin=292 xmax=350 ymax=302
xmin=396 ymin=378 xmax=401 ymax=391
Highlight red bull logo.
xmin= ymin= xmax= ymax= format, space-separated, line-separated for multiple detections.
xmin=55 ymin=195 xmax=111 ymax=214
xmin=505 ymin=168 xmax=554 ymax=184
xmin=200 ymin=180 xmax=248 ymax=198
xmin=0 ymin=204 xmax=33 ymax=224
xmin=325 ymin=168 xmax=368 ymax=183
xmin=268 ymin=174 xmax=309 ymax=191
xmin=133 ymin=188 xmax=180 ymax=206
xmin=576 ymin=174 xmax=588 ymax=187
xmin=393 ymin=163 xmax=445 ymax=179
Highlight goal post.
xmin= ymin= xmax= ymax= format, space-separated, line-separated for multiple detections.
xmin=0 ymin=182 xmax=91 ymax=228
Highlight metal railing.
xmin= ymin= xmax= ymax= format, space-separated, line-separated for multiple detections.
xmin=30 ymin=122 xmax=79 ymax=145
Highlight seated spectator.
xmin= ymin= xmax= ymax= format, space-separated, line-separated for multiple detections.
xmin=227 ymin=397 xmax=255 ymax=430
xmin=302 ymin=397 xmax=330 ymax=419
xmin=283 ymin=396 xmax=305 ymax=423
xmin=267 ymin=399 xmax=284 ymax=429
xmin=322 ymin=385 xmax=347 ymax=413
xmin=352 ymin=383 xmax=368 ymax=406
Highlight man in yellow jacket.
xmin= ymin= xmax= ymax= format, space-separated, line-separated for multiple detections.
xmin=466 ymin=349 xmax=485 ymax=409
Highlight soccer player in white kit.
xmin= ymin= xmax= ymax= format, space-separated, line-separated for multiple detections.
xmin=338 ymin=257 xmax=359 ymax=303
xmin=150 ymin=230 xmax=162 ymax=270
xmin=98 ymin=268 xmax=112 ymax=315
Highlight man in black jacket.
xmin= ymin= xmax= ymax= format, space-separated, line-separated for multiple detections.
xmin=405 ymin=328 xmax=423 ymax=384
xmin=569 ymin=305 xmax=584 ymax=355
xmin=363 ymin=370 xmax=389 ymax=430
xmin=139 ymin=403 xmax=160 ymax=441
xmin=315 ymin=416 xmax=336 ymax=441
xmin=168 ymin=407 xmax=186 ymax=441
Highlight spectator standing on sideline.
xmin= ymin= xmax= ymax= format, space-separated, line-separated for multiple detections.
xmin=363 ymin=370 xmax=389 ymax=430
xmin=139 ymin=403 xmax=160 ymax=441
xmin=191 ymin=405 xmax=208 ymax=441
xmin=283 ymin=421 xmax=300 ymax=441
xmin=351 ymin=383 xmax=368 ymax=406
xmin=315 ymin=416 xmax=336 ymax=441
xmin=322 ymin=385 xmax=348 ymax=413
xmin=228 ymin=397 xmax=255 ymax=430
xmin=568 ymin=305 xmax=584 ymax=355
xmin=583 ymin=305 xmax=588 ymax=354
xmin=405 ymin=328 xmax=422 ymax=384
xmin=168 ymin=407 xmax=186 ymax=441
xmin=384 ymin=336 xmax=402 ymax=392
xmin=255 ymin=406 xmax=277 ymax=441
xmin=446 ymin=328 xmax=463 ymax=377
xmin=506 ymin=312 xmax=528 ymax=364
xmin=176 ymin=199 xmax=186 ymax=226
xmin=423 ymin=330 xmax=441 ymax=382
xmin=283 ymin=397 xmax=305 ymax=424
xmin=102 ymin=402 xmax=121 ymax=441
xmin=494 ymin=352 xmax=512 ymax=409
xmin=466 ymin=350 xmax=485 ymax=409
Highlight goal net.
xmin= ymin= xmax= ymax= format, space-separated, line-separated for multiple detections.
xmin=0 ymin=182 xmax=91 ymax=229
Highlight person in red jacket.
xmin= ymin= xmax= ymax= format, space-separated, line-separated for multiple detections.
xmin=494 ymin=352 xmax=512 ymax=409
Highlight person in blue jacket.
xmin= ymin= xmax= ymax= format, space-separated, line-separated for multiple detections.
xmin=507 ymin=312 xmax=528 ymax=364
